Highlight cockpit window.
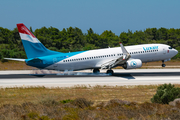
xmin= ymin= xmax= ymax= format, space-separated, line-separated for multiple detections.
xmin=168 ymin=47 xmax=172 ymax=49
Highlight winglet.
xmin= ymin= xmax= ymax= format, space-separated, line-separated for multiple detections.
xmin=120 ymin=42 xmax=128 ymax=54
xmin=119 ymin=43 xmax=130 ymax=60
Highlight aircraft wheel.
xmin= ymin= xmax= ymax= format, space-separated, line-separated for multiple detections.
xmin=162 ymin=64 xmax=166 ymax=67
xmin=93 ymin=69 xmax=100 ymax=73
xmin=106 ymin=70 xmax=114 ymax=75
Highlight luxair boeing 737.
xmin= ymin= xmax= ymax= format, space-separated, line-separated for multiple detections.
xmin=5 ymin=23 xmax=178 ymax=75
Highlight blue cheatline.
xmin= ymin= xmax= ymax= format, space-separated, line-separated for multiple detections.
xmin=25 ymin=49 xmax=87 ymax=69
xmin=21 ymin=38 xmax=87 ymax=69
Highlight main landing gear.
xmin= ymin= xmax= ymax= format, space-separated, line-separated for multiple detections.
xmin=162 ymin=60 xmax=166 ymax=67
xmin=93 ymin=69 xmax=100 ymax=73
xmin=93 ymin=69 xmax=114 ymax=75
xmin=106 ymin=69 xmax=114 ymax=75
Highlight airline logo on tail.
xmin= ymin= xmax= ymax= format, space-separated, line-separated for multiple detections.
xmin=17 ymin=23 xmax=40 ymax=43
xmin=16 ymin=23 xmax=60 ymax=59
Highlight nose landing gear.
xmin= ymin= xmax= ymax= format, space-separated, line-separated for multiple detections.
xmin=162 ymin=60 xmax=166 ymax=67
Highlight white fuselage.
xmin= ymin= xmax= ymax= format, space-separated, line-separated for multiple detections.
xmin=46 ymin=44 xmax=178 ymax=71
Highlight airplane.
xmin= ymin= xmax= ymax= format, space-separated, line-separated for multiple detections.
xmin=5 ymin=23 xmax=178 ymax=75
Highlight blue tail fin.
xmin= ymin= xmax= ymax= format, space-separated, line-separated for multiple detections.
xmin=17 ymin=23 xmax=60 ymax=59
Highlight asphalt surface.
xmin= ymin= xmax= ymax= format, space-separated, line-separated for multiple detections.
xmin=0 ymin=72 xmax=179 ymax=79
xmin=0 ymin=69 xmax=179 ymax=88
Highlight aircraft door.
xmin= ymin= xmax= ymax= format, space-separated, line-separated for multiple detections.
xmin=163 ymin=48 xmax=166 ymax=54
xmin=53 ymin=58 xmax=58 ymax=69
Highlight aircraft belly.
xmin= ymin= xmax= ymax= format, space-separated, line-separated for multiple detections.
xmin=47 ymin=60 xmax=97 ymax=71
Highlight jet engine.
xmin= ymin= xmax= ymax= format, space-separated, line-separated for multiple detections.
xmin=122 ymin=59 xmax=142 ymax=69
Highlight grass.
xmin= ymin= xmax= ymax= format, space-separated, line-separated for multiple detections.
xmin=0 ymin=61 xmax=34 ymax=70
xmin=0 ymin=85 xmax=160 ymax=105
xmin=0 ymin=85 xmax=180 ymax=119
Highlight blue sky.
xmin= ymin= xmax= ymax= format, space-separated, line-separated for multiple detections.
xmin=0 ymin=0 xmax=180 ymax=35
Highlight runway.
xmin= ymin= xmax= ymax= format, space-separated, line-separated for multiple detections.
xmin=0 ymin=69 xmax=180 ymax=88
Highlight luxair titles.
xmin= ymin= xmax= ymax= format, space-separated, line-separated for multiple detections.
xmin=143 ymin=46 xmax=158 ymax=51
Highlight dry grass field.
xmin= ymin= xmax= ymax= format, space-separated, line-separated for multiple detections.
xmin=0 ymin=85 xmax=160 ymax=105
xmin=0 ymin=85 xmax=180 ymax=119
xmin=0 ymin=61 xmax=35 ymax=70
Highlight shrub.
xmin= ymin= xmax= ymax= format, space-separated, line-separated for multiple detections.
xmin=72 ymin=98 xmax=93 ymax=108
xmin=40 ymin=99 xmax=58 ymax=107
xmin=28 ymin=112 xmax=38 ymax=119
xmin=60 ymin=99 xmax=73 ymax=104
xmin=151 ymin=83 xmax=180 ymax=104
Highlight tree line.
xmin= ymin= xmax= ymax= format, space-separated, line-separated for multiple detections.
xmin=0 ymin=26 xmax=180 ymax=60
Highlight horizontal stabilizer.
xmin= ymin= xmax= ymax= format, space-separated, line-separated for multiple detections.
xmin=4 ymin=58 xmax=26 ymax=61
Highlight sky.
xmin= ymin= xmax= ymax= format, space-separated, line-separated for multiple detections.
xmin=0 ymin=0 xmax=180 ymax=35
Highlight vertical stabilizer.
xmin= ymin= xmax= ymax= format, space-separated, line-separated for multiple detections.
xmin=17 ymin=23 xmax=59 ymax=59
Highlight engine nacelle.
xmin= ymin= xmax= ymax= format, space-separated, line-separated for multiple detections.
xmin=123 ymin=59 xmax=142 ymax=69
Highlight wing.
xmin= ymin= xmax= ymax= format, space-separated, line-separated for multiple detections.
xmin=101 ymin=43 xmax=131 ymax=69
